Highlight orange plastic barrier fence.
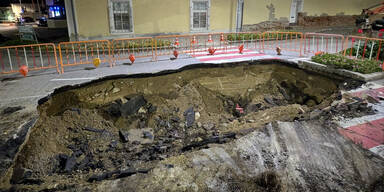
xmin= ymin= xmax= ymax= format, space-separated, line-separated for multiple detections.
xmin=154 ymin=32 xmax=264 ymax=59
xmin=304 ymin=33 xmax=344 ymax=55
xmin=189 ymin=33 xmax=226 ymax=56
xmin=225 ymin=32 xmax=263 ymax=52
xmin=262 ymin=32 xmax=303 ymax=56
xmin=58 ymin=40 xmax=111 ymax=73
xmin=154 ymin=34 xmax=192 ymax=60
xmin=0 ymin=43 xmax=59 ymax=74
xmin=112 ymin=37 xmax=154 ymax=63
xmin=7 ymin=31 xmax=383 ymax=76
xmin=343 ymin=36 xmax=384 ymax=61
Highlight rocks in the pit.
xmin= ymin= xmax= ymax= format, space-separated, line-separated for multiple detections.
xmin=310 ymin=109 xmax=322 ymax=120
xmin=138 ymin=120 xmax=146 ymax=128
xmin=264 ymin=96 xmax=276 ymax=105
xmin=56 ymin=154 xmax=69 ymax=171
xmin=2 ymin=106 xmax=24 ymax=115
xmin=120 ymin=95 xmax=147 ymax=117
xmin=143 ymin=131 xmax=154 ymax=139
xmin=10 ymin=167 xmax=42 ymax=185
xmin=305 ymin=99 xmax=317 ymax=107
xmin=147 ymin=103 xmax=157 ymax=113
xmin=84 ymin=126 xmax=105 ymax=133
xmin=195 ymin=112 xmax=201 ymax=120
xmin=119 ymin=128 xmax=154 ymax=144
xmin=362 ymin=94 xmax=380 ymax=104
xmin=69 ymin=107 xmax=81 ymax=115
xmin=311 ymin=95 xmax=377 ymax=121
xmin=106 ymin=102 xmax=122 ymax=117
xmin=64 ymin=155 xmax=77 ymax=173
xmin=105 ymin=95 xmax=157 ymax=119
xmin=246 ymin=103 xmax=262 ymax=112
xmin=119 ymin=130 xmax=130 ymax=143
xmin=203 ymin=122 xmax=215 ymax=130
xmin=264 ymin=95 xmax=285 ymax=106
xmin=55 ymin=152 xmax=103 ymax=173
xmin=183 ymin=107 xmax=195 ymax=128
xmin=170 ymin=116 xmax=180 ymax=123
xmin=164 ymin=164 xmax=174 ymax=169
xmin=181 ymin=132 xmax=236 ymax=152
xmin=109 ymin=140 xmax=118 ymax=148
xmin=88 ymin=168 xmax=151 ymax=182
xmin=112 ymin=87 xmax=121 ymax=94
xmin=278 ymin=85 xmax=291 ymax=101
xmin=10 ymin=167 xmax=32 ymax=184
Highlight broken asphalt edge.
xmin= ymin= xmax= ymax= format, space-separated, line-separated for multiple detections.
xmin=37 ymin=59 xmax=303 ymax=106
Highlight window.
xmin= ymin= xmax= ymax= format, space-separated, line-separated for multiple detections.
xmin=191 ymin=0 xmax=210 ymax=31
xmin=109 ymin=0 xmax=133 ymax=33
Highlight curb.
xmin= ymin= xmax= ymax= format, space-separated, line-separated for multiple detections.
xmin=298 ymin=60 xmax=384 ymax=82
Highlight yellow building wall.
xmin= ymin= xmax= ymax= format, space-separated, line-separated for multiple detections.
xmin=75 ymin=0 xmax=110 ymax=38
xmin=72 ymin=0 xmax=384 ymax=39
xmin=303 ymin=0 xmax=383 ymax=16
xmin=133 ymin=0 xmax=189 ymax=34
xmin=243 ymin=0 xmax=291 ymax=25
xmin=210 ymin=0 xmax=237 ymax=32
xmin=73 ymin=0 xmax=237 ymax=39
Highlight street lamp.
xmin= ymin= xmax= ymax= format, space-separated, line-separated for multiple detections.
xmin=19 ymin=0 xmax=23 ymax=23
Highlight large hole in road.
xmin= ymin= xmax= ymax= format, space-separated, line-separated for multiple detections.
xmin=8 ymin=63 xmax=349 ymax=189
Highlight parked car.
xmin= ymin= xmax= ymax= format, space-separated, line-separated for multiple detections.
xmin=372 ymin=19 xmax=384 ymax=31
xmin=37 ymin=17 xmax=48 ymax=27
xmin=22 ymin=17 xmax=34 ymax=23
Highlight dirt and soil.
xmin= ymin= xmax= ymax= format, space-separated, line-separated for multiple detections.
xmin=0 ymin=63 xmax=382 ymax=191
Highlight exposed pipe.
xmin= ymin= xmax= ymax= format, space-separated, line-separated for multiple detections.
xmin=70 ymin=0 xmax=78 ymax=41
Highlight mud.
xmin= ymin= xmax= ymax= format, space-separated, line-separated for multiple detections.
xmin=0 ymin=63 xmax=382 ymax=191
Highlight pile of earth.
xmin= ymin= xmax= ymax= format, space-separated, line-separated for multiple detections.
xmin=0 ymin=63 xmax=376 ymax=191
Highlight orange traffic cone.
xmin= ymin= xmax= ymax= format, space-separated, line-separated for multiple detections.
xmin=220 ymin=34 xmax=225 ymax=42
xmin=174 ymin=38 xmax=180 ymax=46
xmin=173 ymin=50 xmax=179 ymax=58
xmin=276 ymin=47 xmax=282 ymax=55
xmin=207 ymin=35 xmax=213 ymax=43
xmin=19 ymin=65 xmax=28 ymax=77
xmin=239 ymin=44 xmax=244 ymax=54
xmin=129 ymin=54 xmax=135 ymax=64
xmin=208 ymin=47 xmax=216 ymax=55
xmin=191 ymin=36 xmax=197 ymax=44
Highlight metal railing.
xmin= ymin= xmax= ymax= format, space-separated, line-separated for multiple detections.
xmin=1 ymin=31 xmax=383 ymax=76
xmin=304 ymin=33 xmax=345 ymax=55
xmin=154 ymin=34 xmax=192 ymax=59
xmin=0 ymin=43 xmax=59 ymax=74
xmin=58 ymin=40 xmax=111 ymax=73
xmin=262 ymin=31 xmax=303 ymax=56
xmin=112 ymin=37 xmax=154 ymax=63
xmin=343 ymin=36 xmax=384 ymax=61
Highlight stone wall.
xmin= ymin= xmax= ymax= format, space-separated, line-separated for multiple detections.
xmin=297 ymin=13 xmax=359 ymax=27
xmin=242 ymin=21 xmax=290 ymax=32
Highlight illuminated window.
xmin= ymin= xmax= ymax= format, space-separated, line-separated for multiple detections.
xmin=191 ymin=0 xmax=210 ymax=31
xmin=48 ymin=6 xmax=65 ymax=18
xmin=108 ymin=0 xmax=133 ymax=33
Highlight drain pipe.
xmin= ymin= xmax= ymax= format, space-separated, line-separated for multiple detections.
xmin=66 ymin=0 xmax=78 ymax=41
xmin=70 ymin=0 xmax=78 ymax=41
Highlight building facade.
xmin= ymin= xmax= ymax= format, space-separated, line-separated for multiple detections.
xmin=64 ymin=0 xmax=382 ymax=41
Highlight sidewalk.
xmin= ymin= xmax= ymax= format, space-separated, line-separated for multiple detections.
xmin=0 ymin=49 xmax=302 ymax=106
